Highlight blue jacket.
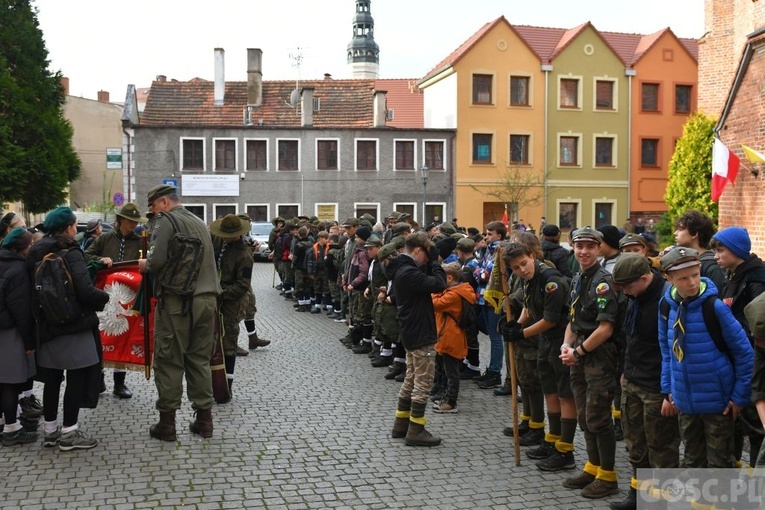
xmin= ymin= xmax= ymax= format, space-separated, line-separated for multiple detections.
xmin=658 ymin=277 xmax=753 ymax=414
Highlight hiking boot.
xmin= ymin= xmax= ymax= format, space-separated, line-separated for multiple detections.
xmin=433 ymin=400 xmax=459 ymax=414
xmin=537 ymin=451 xmax=577 ymax=472
xmin=19 ymin=396 xmax=43 ymax=418
xmin=395 ymin=371 xmax=406 ymax=382
xmin=473 ymin=370 xmax=493 ymax=383
xmin=189 ymin=407 xmax=213 ymax=438
xmin=581 ymin=479 xmax=620 ymax=499
xmin=235 ymin=346 xmax=249 ymax=357
xmin=460 ymin=367 xmax=481 ymax=380
xmin=2 ymin=429 xmax=38 ymax=446
xmin=370 ymin=355 xmax=393 ymax=368
xmin=249 ymin=332 xmax=270 ymax=349
xmin=367 ymin=344 xmax=381 ymax=359
xmin=58 ymin=429 xmax=98 ymax=452
xmin=609 ymin=488 xmax=637 ymax=510
xmin=310 ymin=306 xmax=322 ymax=314
xmin=519 ymin=428 xmax=545 ymax=446
xmin=385 ymin=362 xmax=406 ymax=380
xmin=295 ymin=304 xmax=310 ymax=312
xmin=405 ymin=422 xmax=441 ymax=447
xmin=333 ymin=315 xmax=347 ymax=323
xmin=503 ymin=421 xmax=530 ymax=438
xmin=494 ymin=383 xmax=512 ymax=396
xmin=327 ymin=311 xmax=341 ymax=319
xmin=113 ymin=383 xmax=133 ymax=399
xmin=476 ymin=371 xmax=502 ymax=389
xmin=43 ymin=429 xmax=61 ymax=448
xmin=149 ymin=411 xmax=177 ymax=442
xmin=19 ymin=414 xmax=39 ymax=432
xmin=352 ymin=342 xmax=373 ymax=355
xmin=614 ymin=418 xmax=624 ymax=441
xmin=391 ymin=416 xmax=409 ymax=438
xmin=526 ymin=441 xmax=557 ymax=460
xmin=562 ymin=470 xmax=596 ymax=489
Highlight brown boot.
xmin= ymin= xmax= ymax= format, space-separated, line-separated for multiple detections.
xmin=563 ymin=470 xmax=596 ymax=489
xmin=149 ymin=411 xmax=177 ymax=441
xmin=391 ymin=398 xmax=411 ymax=438
xmin=404 ymin=401 xmax=441 ymax=447
xmin=248 ymin=332 xmax=271 ymax=349
xmin=189 ymin=408 xmax=213 ymax=438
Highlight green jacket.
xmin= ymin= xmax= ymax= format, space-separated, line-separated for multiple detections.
xmin=84 ymin=228 xmax=142 ymax=263
xmin=147 ymin=206 xmax=221 ymax=297
xmin=213 ymin=236 xmax=253 ymax=304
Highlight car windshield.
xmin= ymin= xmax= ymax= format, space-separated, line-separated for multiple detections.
xmin=251 ymin=223 xmax=272 ymax=236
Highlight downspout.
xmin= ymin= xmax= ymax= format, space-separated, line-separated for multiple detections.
xmin=122 ymin=126 xmax=132 ymax=203
xmin=541 ymin=63 xmax=553 ymax=218
xmin=625 ymin=68 xmax=636 ymax=222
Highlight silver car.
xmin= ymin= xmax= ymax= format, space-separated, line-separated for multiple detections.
xmin=247 ymin=222 xmax=273 ymax=261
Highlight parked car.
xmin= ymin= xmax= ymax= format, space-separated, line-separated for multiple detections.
xmin=248 ymin=222 xmax=273 ymax=261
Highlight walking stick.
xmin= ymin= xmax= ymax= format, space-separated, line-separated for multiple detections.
xmin=498 ymin=246 xmax=521 ymax=466
xmin=272 ymin=263 xmax=276 ymax=288
xmin=141 ymin=230 xmax=151 ymax=380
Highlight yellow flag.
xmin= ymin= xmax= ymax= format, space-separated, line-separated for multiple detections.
xmin=741 ymin=144 xmax=765 ymax=163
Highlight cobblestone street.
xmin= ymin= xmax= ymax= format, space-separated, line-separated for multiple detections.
xmin=1 ymin=261 xmax=627 ymax=509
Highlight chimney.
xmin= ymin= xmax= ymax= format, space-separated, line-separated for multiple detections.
xmin=214 ymin=48 xmax=225 ymax=105
xmin=301 ymin=87 xmax=314 ymax=127
xmin=247 ymin=48 xmax=263 ymax=107
xmin=156 ymin=75 xmax=167 ymax=83
xmin=324 ymin=73 xmax=332 ymax=81
xmin=60 ymin=76 xmax=70 ymax=96
xmin=373 ymin=89 xmax=387 ymax=128
xmin=97 ymin=90 xmax=110 ymax=103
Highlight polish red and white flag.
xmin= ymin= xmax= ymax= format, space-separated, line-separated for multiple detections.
xmin=712 ymin=138 xmax=740 ymax=202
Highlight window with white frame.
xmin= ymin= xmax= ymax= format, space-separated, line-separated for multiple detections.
xmin=424 ymin=202 xmax=446 ymax=226
xmin=558 ymin=201 xmax=580 ymax=230
xmin=213 ymin=138 xmax=237 ymax=171
xmin=245 ymin=204 xmax=269 ymax=222
xmin=184 ymin=204 xmax=206 ymax=223
xmin=316 ymin=139 xmax=339 ymax=170
xmin=558 ymin=134 xmax=581 ymax=167
xmin=424 ymin=140 xmax=445 ymax=170
xmin=594 ymin=135 xmax=616 ymax=167
xmin=559 ymin=76 xmax=582 ymax=109
xmin=355 ymin=139 xmax=378 ymax=171
xmin=276 ymin=203 xmax=300 ymax=219
xmin=181 ymin=138 xmax=205 ymax=171
xmin=594 ymin=201 xmax=615 ymax=229
xmin=277 ymin=139 xmax=300 ymax=171
xmin=354 ymin=203 xmax=380 ymax=221
xmin=392 ymin=202 xmax=416 ymax=222
xmin=213 ymin=203 xmax=237 ymax=219
xmin=594 ymin=79 xmax=617 ymax=111
xmin=394 ymin=140 xmax=415 ymax=170
xmin=245 ymin=139 xmax=268 ymax=171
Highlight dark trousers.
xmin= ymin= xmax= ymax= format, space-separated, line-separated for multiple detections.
xmin=42 ymin=367 xmax=89 ymax=427
xmin=434 ymin=353 xmax=462 ymax=402
xmin=0 ymin=383 xmax=21 ymax=425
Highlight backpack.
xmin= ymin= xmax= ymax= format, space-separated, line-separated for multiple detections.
xmin=447 ymin=296 xmax=479 ymax=339
xmin=33 ymin=249 xmax=83 ymax=325
xmin=154 ymin=211 xmax=204 ymax=297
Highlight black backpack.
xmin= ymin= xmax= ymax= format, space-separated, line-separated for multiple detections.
xmin=659 ymin=295 xmax=728 ymax=358
xmin=154 ymin=212 xmax=204 ymax=297
xmin=33 ymin=249 xmax=83 ymax=326
xmin=447 ymin=296 xmax=479 ymax=339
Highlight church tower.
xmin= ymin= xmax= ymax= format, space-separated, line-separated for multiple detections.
xmin=347 ymin=0 xmax=379 ymax=79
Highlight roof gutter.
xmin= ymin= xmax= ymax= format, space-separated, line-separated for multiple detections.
xmin=418 ymin=67 xmax=456 ymax=90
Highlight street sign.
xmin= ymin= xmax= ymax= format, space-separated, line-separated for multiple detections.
xmin=113 ymin=192 xmax=124 ymax=206
xmin=106 ymin=148 xmax=122 ymax=169
xmin=163 ymin=179 xmax=178 ymax=187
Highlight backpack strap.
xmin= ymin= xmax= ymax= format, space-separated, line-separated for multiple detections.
xmin=701 ymin=296 xmax=729 ymax=359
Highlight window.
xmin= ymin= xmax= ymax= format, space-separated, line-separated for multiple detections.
xmin=472 ymin=134 xmax=492 ymax=164
xmin=560 ymin=136 xmax=579 ymax=166
xmin=594 ymin=203 xmax=613 ymax=229
xmin=213 ymin=204 xmax=237 ymax=219
xmin=642 ymin=83 xmax=659 ymax=112
xmin=424 ymin=203 xmax=446 ymax=226
xmin=356 ymin=140 xmax=377 ymax=170
xmin=246 ymin=140 xmax=267 ymax=171
xmin=214 ymin=139 xmax=236 ymax=171
xmin=395 ymin=140 xmax=415 ymax=170
xmin=182 ymin=139 xmax=204 ymax=171
xmin=595 ymin=137 xmax=614 ymax=166
xmin=510 ymin=135 xmax=529 ymax=165
xmin=277 ymin=204 xmax=300 ymax=219
xmin=392 ymin=203 xmax=416 ymax=221
xmin=560 ymin=79 xmax=579 ymax=108
xmin=595 ymin=80 xmax=614 ymax=110
xmin=641 ymin=138 xmax=659 ymax=167
xmin=184 ymin=204 xmax=206 ymax=222
xmin=510 ymin=76 xmax=530 ymax=106
xmin=278 ymin=140 xmax=299 ymax=170
xmin=424 ymin=141 xmax=444 ymax=170
xmin=675 ymin=85 xmax=692 ymax=114
xmin=559 ymin=202 xmax=578 ymax=230
xmin=354 ymin=203 xmax=380 ymax=221
xmin=245 ymin=205 xmax=269 ymax=222
xmin=317 ymin=140 xmax=338 ymax=170
xmin=473 ymin=74 xmax=492 ymax=104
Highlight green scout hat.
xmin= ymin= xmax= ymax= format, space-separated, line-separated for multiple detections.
xmin=116 ymin=203 xmax=148 ymax=223
xmin=147 ymin=184 xmax=177 ymax=205
xmin=744 ymin=292 xmax=765 ymax=339
xmin=571 ymin=226 xmax=603 ymax=245
xmin=619 ymin=233 xmax=646 ymax=250
xmin=660 ymin=246 xmax=700 ymax=273
xmin=272 ymin=216 xmax=285 ymax=226
xmin=210 ymin=214 xmax=250 ymax=238
xmin=237 ymin=213 xmax=252 ymax=223
xmin=612 ymin=254 xmax=651 ymax=285
xmin=43 ymin=206 xmax=77 ymax=233
xmin=377 ymin=243 xmax=398 ymax=261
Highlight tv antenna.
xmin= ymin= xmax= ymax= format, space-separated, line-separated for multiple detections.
xmin=287 ymin=47 xmax=304 ymax=108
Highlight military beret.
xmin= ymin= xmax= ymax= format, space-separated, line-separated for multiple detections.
xmin=377 ymin=243 xmax=398 ymax=261
xmin=661 ymin=246 xmax=701 ymax=272
xmin=43 ymin=206 xmax=77 ymax=233
xmin=456 ymin=237 xmax=476 ymax=252
xmin=1 ymin=226 xmax=28 ymax=248
xmin=116 ymin=203 xmax=148 ymax=223
xmin=612 ymin=254 xmax=651 ymax=285
xmin=744 ymin=292 xmax=765 ymax=339
xmin=147 ymin=184 xmax=177 ymax=205
xmin=571 ymin=226 xmax=603 ymax=245
xmin=439 ymin=222 xmax=457 ymax=235
xmin=619 ymin=233 xmax=647 ymax=250
xmin=392 ymin=223 xmax=411 ymax=235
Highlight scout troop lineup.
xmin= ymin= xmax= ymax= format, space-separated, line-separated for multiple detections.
xmin=269 ymin=210 xmax=765 ymax=508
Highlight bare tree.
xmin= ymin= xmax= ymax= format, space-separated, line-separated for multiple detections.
xmin=470 ymin=163 xmax=550 ymax=223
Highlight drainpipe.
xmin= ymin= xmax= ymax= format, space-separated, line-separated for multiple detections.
xmin=122 ymin=126 xmax=132 ymax=203
xmin=541 ymin=63 xmax=553 ymax=219
xmin=625 ymin=68 xmax=636 ymax=223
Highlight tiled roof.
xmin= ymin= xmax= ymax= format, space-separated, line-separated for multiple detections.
xmin=141 ymin=79 xmax=382 ymax=128
xmin=548 ymin=22 xmax=590 ymax=62
xmin=600 ymin=31 xmax=643 ymax=65
xmin=375 ymin=79 xmax=423 ymax=128
xmin=679 ymin=37 xmax=699 ymax=62
xmin=512 ymin=25 xmax=567 ymax=62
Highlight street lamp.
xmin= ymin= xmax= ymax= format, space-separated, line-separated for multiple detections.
xmin=419 ymin=164 xmax=429 ymax=226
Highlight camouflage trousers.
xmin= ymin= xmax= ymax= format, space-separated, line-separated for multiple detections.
xmin=312 ymin=270 xmax=329 ymax=296
xmin=514 ymin=340 xmax=540 ymax=393
xmin=537 ymin=335 xmax=572 ymax=399
xmin=621 ymin=379 xmax=680 ymax=476
xmin=328 ymin=280 xmax=341 ymax=303
xmin=570 ymin=338 xmax=617 ymax=433
xmin=241 ymin=288 xmax=257 ymax=320
xmin=282 ymin=262 xmax=295 ymax=287
xmin=220 ymin=299 xmax=242 ymax=357
xmin=294 ymin=269 xmax=312 ymax=294
xmin=679 ymin=412 xmax=736 ymax=468
xmin=398 ymin=344 xmax=437 ymax=405
xmin=349 ymin=289 xmax=372 ymax=325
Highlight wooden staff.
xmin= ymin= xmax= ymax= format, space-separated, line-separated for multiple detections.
xmin=141 ymin=230 xmax=151 ymax=379
xmin=498 ymin=246 xmax=521 ymax=466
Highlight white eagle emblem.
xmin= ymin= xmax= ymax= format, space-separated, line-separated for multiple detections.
xmin=97 ymin=282 xmax=138 ymax=336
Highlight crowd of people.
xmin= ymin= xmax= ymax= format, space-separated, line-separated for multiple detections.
xmin=267 ymin=209 xmax=765 ymax=508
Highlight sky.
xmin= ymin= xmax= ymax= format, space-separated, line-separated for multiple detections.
xmin=34 ymin=0 xmax=705 ymax=101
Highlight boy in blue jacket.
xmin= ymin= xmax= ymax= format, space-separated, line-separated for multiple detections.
xmin=658 ymin=247 xmax=753 ymax=469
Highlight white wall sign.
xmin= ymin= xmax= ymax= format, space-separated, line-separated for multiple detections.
xmin=181 ymin=174 xmax=240 ymax=197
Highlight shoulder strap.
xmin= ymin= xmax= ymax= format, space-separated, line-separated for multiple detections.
xmin=702 ymin=296 xmax=729 ymax=357
xmin=162 ymin=210 xmax=180 ymax=232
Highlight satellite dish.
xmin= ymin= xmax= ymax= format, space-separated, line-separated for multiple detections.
xmin=289 ymin=89 xmax=299 ymax=107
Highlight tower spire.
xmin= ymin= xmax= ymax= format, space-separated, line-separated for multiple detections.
xmin=347 ymin=0 xmax=379 ymax=79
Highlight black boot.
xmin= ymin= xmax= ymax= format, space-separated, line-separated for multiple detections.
xmin=614 ymin=418 xmax=624 ymax=441
xmin=113 ymin=372 xmax=132 ymax=399
xmin=385 ymin=361 xmax=406 ymax=380
xmin=609 ymin=488 xmax=636 ymax=510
